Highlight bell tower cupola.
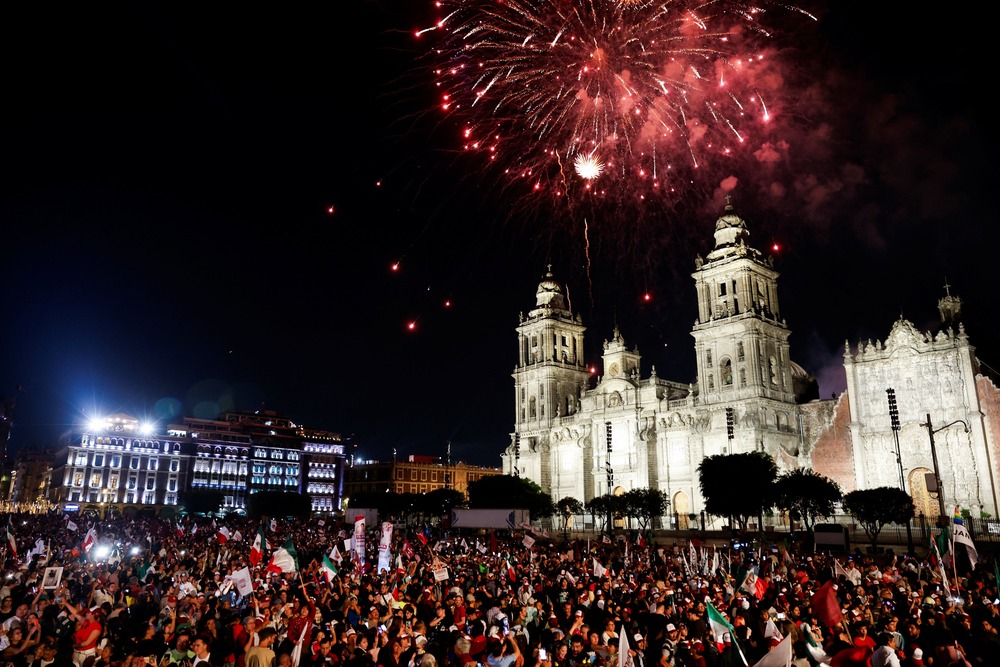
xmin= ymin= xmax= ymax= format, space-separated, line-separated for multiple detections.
xmin=691 ymin=201 xmax=795 ymax=405
xmin=513 ymin=267 xmax=590 ymax=429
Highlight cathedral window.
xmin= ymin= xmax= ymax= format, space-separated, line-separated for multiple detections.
xmin=707 ymin=374 xmax=715 ymax=390
xmin=769 ymin=356 xmax=778 ymax=384
xmin=719 ymin=283 xmax=727 ymax=296
xmin=737 ymin=341 xmax=745 ymax=362
xmin=720 ymin=358 xmax=733 ymax=386
xmin=706 ymin=349 xmax=713 ymax=366
xmin=739 ymin=368 xmax=747 ymax=387
xmin=529 ymin=396 xmax=537 ymax=418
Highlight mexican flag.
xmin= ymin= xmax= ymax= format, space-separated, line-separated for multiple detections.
xmin=707 ymin=601 xmax=747 ymax=664
xmin=217 ymin=526 xmax=231 ymax=544
xmin=266 ymin=538 xmax=299 ymax=574
xmin=249 ymin=524 xmax=269 ymax=566
xmin=6 ymin=518 xmax=17 ymax=559
xmin=321 ymin=555 xmax=338 ymax=583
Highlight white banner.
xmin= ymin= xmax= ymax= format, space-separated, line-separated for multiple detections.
xmin=353 ymin=516 xmax=366 ymax=570
xmin=377 ymin=522 xmax=393 ymax=574
xmin=231 ymin=567 xmax=254 ymax=597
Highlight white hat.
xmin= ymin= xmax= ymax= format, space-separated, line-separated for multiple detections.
xmin=666 ymin=623 xmax=677 ymax=632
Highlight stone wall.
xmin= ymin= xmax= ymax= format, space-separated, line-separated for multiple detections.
xmin=806 ymin=393 xmax=857 ymax=492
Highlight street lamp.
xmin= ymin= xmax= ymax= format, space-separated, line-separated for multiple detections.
xmin=920 ymin=413 xmax=970 ymax=523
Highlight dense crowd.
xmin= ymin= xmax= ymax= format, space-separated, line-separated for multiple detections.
xmin=1 ymin=512 xmax=997 ymax=667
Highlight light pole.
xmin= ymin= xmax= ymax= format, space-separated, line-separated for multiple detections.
xmin=605 ymin=421 xmax=613 ymax=533
xmin=887 ymin=389 xmax=913 ymax=554
xmin=920 ymin=413 xmax=970 ymax=524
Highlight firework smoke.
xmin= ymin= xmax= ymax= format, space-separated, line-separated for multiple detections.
xmin=421 ymin=0 xmax=816 ymax=217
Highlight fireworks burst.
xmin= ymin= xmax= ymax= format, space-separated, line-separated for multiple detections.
xmin=420 ymin=0 xmax=815 ymax=213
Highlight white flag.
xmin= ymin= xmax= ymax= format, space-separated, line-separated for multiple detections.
xmin=593 ymin=558 xmax=608 ymax=578
xmin=523 ymin=535 xmax=535 ymax=549
xmin=952 ymin=510 xmax=979 ymax=570
xmin=619 ymin=627 xmax=633 ymax=667
xmin=752 ymin=634 xmax=793 ymax=667
xmin=330 ymin=545 xmax=343 ymax=564
xmin=66 ymin=521 xmax=78 ymax=532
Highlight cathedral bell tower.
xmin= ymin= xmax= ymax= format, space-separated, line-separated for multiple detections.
xmin=691 ymin=202 xmax=795 ymax=405
xmin=513 ymin=268 xmax=590 ymax=429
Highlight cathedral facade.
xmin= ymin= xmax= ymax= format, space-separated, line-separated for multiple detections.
xmin=502 ymin=205 xmax=1000 ymax=522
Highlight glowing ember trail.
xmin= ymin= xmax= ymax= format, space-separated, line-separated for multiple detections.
xmin=419 ymin=0 xmax=815 ymax=212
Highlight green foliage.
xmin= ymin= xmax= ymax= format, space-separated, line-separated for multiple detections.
xmin=843 ymin=487 xmax=914 ymax=548
xmin=466 ymin=475 xmax=555 ymax=519
xmin=698 ymin=451 xmax=778 ymax=531
xmin=246 ymin=490 xmax=312 ymax=519
xmin=422 ymin=488 xmax=467 ymax=515
xmin=179 ymin=488 xmax=226 ymax=515
xmin=774 ymin=468 xmax=842 ymax=533
xmin=557 ymin=497 xmax=584 ymax=529
xmin=347 ymin=489 xmax=466 ymax=520
xmin=585 ymin=494 xmax=631 ymax=531
xmin=623 ymin=488 xmax=670 ymax=530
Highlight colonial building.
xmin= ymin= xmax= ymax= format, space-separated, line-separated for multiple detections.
xmin=345 ymin=456 xmax=501 ymax=497
xmin=503 ymin=204 xmax=1000 ymax=522
xmin=48 ymin=409 xmax=348 ymax=515
xmin=49 ymin=413 xmax=188 ymax=512
xmin=6 ymin=448 xmax=55 ymax=505
xmin=811 ymin=296 xmax=1000 ymax=519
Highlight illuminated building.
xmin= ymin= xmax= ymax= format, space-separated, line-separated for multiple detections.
xmin=49 ymin=413 xmax=188 ymax=513
xmin=504 ymin=204 xmax=1000 ymax=523
xmin=344 ymin=455 xmax=500 ymax=497
xmin=48 ymin=409 xmax=348 ymax=515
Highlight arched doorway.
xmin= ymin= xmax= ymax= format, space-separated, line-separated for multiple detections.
xmin=909 ymin=467 xmax=939 ymax=519
xmin=674 ymin=491 xmax=690 ymax=529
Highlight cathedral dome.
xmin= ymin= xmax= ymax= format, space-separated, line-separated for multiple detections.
xmin=713 ymin=203 xmax=750 ymax=249
xmin=535 ymin=269 xmax=567 ymax=310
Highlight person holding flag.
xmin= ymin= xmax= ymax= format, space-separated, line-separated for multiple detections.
xmin=951 ymin=506 xmax=979 ymax=571
xmin=249 ymin=524 xmax=268 ymax=567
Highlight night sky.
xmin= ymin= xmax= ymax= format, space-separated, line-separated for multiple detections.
xmin=1 ymin=2 xmax=993 ymax=467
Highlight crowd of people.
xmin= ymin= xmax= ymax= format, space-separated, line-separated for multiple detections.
xmin=1 ymin=512 xmax=997 ymax=667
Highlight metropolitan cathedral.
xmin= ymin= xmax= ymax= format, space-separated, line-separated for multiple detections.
xmin=501 ymin=204 xmax=1000 ymax=523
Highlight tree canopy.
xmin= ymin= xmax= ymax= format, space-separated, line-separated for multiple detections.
xmin=179 ymin=488 xmax=225 ymax=516
xmin=843 ymin=487 xmax=914 ymax=548
xmin=556 ymin=497 xmax=584 ymax=529
xmin=774 ymin=468 xmax=842 ymax=533
xmin=698 ymin=451 xmax=778 ymax=531
xmin=623 ymin=488 xmax=670 ymax=530
xmin=347 ymin=489 xmax=466 ymax=519
xmin=467 ymin=475 xmax=554 ymax=519
xmin=246 ymin=491 xmax=312 ymax=519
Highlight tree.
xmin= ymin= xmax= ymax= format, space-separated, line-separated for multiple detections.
xmin=774 ymin=468 xmax=842 ymax=534
xmin=585 ymin=494 xmax=628 ymax=531
xmin=466 ymin=475 xmax=555 ymax=519
xmin=556 ymin=497 xmax=584 ymax=530
xmin=246 ymin=491 xmax=312 ymax=519
xmin=698 ymin=452 xmax=778 ymax=532
xmin=179 ymin=489 xmax=225 ymax=516
xmin=623 ymin=488 xmax=670 ymax=530
xmin=843 ymin=487 xmax=914 ymax=550
xmin=421 ymin=488 xmax=466 ymax=516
